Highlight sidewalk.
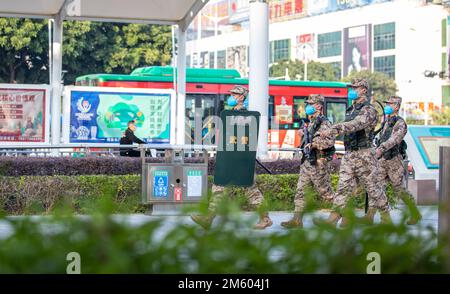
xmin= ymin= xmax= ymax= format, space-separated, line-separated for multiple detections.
xmin=0 ymin=206 xmax=439 ymax=240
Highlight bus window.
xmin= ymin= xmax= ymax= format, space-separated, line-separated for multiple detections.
xmin=185 ymin=96 xmax=196 ymax=143
xmin=293 ymin=96 xmax=307 ymax=128
xmin=201 ymin=96 xmax=217 ymax=144
xmin=218 ymin=94 xmax=226 ymax=113
xmin=201 ymin=97 xmax=215 ymax=119
xmin=185 ymin=94 xmax=220 ymax=144
xmin=326 ymin=100 xmax=347 ymax=124
xmin=268 ymin=96 xmax=274 ymax=127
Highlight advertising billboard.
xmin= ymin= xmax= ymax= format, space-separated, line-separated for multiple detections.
xmin=0 ymin=84 xmax=50 ymax=145
xmin=343 ymin=24 xmax=372 ymax=76
xmin=296 ymin=33 xmax=315 ymax=62
xmin=269 ymin=0 xmax=306 ymax=23
xmin=62 ymin=86 xmax=175 ymax=145
xmin=227 ymin=45 xmax=248 ymax=77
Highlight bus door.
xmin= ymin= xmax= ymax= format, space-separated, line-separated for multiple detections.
xmin=185 ymin=94 xmax=221 ymax=145
xmin=268 ymin=95 xmax=304 ymax=149
xmin=324 ymin=98 xmax=348 ymax=145
xmin=324 ymin=98 xmax=347 ymax=124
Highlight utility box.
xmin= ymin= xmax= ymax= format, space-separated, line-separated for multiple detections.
xmin=142 ymin=149 xmax=208 ymax=214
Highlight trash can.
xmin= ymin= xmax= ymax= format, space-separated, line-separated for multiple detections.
xmin=142 ymin=148 xmax=208 ymax=214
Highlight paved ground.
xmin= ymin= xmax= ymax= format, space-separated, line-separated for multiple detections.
xmin=0 ymin=206 xmax=439 ymax=240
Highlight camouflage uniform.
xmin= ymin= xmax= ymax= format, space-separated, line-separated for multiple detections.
xmin=376 ymin=96 xmax=421 ymax=224
xmin=281 ymin=94 xmax=335 ymax=229
xmin=332 ymin=80 xmax=389 ymax=213
xmin=209 ymin=85 xmax=264 ymax=212
xmin=293 ymin=95 xmax=335 ymax=212
xmin=209 ymin=182 xmax=264 ymax=211
xmin=191 ymin=85 xmax=272 ymax=229
xmin=314 ymin=79 xmax=390 ymax=227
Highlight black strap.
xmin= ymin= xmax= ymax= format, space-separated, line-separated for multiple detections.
xmin=373 ymin=100 xmax=386 ymax=136
xmin=256 ymin=159 xmax=273 ymax=175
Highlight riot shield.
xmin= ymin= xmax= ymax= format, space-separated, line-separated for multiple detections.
xmin=214 ymin=110 xmax=260 ymax=187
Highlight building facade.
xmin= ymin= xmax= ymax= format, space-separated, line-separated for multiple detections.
xmin=186 ymin=0 xmax=448 ymax=120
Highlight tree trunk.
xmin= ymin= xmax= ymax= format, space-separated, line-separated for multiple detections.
xmin=9 ymin=64 xmax=16 ymax=84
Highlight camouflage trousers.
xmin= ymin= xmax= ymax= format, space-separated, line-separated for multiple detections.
xmin=333 ymin=148 xmax=389 ymax=212
xmin=378 ymin=155 xmax=413 ymax=201
xmin=209 ymin=181 xmax=264 ymax=212
xmin=294 ymin=159 xmax=334 ymax=212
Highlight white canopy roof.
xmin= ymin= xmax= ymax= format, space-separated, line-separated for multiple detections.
xmin=0 ymin=0 xmax=208 ymax=29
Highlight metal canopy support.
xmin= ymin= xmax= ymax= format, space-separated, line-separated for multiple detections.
xmin=176 ymin=26 xmax=187 ymax=145
xmin=249 ymin=0 xmax=269 ymax=158
xmin=50 ymin=14 xmax=63 ymax=145
xmin=179 ymin=0 xmax=207 ymax=31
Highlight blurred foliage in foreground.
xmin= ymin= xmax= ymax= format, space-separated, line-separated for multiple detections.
xmin=0 ymin=193 xmax=445 ymax=274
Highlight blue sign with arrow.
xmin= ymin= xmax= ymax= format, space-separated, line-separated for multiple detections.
xmin=153 ymin=170 xmax=169 ymax=197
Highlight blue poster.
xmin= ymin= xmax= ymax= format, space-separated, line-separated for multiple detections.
xmin=153 ymin=171 xmax=169 ymax=197
xmin=69 ymin=90 xmax=171 ymax=144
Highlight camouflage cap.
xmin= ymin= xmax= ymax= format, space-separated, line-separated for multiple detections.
xmin=305 ymin=94 xmax=325 ymax=104
xmin=349 ymin=78 xmax=369 ymax=90
xmin=384 ymin=95 xmax=402 ymax=105
xmin=229 ymin=85 xmax=249 ymax=95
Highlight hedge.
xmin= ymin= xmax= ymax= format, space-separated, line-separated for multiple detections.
xmin=0 ymin=157 xmax=340 ymax=176
xmin=0 ymin=174 xmax=395 ymax=215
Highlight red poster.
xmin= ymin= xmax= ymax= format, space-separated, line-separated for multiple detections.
xmin=174 ymin=187 xmax=182 ymax=202
xmin=298 ymin=33 xmax=313 ymax=44
xmin=0 ymin=85 xmax=50 ymax=145
xmin=268 ymin=129 xmax=301 ymax=148
xmin=274 ymin=95 xmax=293 ymax=124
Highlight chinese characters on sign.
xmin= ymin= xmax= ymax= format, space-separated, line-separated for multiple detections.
xmin=0 ymin=86 xmax=49 ymax=144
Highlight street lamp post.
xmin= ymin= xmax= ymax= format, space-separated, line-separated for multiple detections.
xmin=295 ymin=41 xmax=314 ymax=81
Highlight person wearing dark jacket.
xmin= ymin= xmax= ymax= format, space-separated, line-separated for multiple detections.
xmin=120 ymin=120 xmax=145 ymax=157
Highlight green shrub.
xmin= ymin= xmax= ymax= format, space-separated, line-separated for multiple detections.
xmin=0 ymin=175 xmax=145 ymax=215
xmin=0 ymin=174 xmax=398 ymax=215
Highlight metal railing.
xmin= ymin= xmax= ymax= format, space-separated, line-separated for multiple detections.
xmin=0 ymin=144 xmax=214 ymax=158
xmin=0 ymin=143 xmax=346 ymax=158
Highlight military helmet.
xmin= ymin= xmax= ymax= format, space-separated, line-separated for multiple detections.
xmin=349 ymin=78 xmax=369 ymax=91
xmin=305 ymin=94 xmax=325 ymax=104
xmin=229 ymin=85 xmax=249 ymax=96
xmin=383 ymin=95 xmax=402 ymax=106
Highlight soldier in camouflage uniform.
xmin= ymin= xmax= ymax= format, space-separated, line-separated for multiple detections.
xmin=374 ymin=95 xmax=421 ymax=225
xmin=191 ymin=85 xmax=273 ymax=230
xmin=281 ymin=94 xmax=335 ymax=228
xmin=314 ymin=78 xmax=392 ymax=227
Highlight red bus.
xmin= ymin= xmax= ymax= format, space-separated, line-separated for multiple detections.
xmin=76 ymin=66 xmax=350 ymax=148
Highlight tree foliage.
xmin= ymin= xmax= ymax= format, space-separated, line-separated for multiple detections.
xmin=269 ymin=60 xmax=338 ymax=81
xmin=431 ymin=106 xmax=450 ymax=125
xmin=0 ymin=18 xmax=48 ymax=83
xmin=0 ymin=18 xmax=173 ymax=84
